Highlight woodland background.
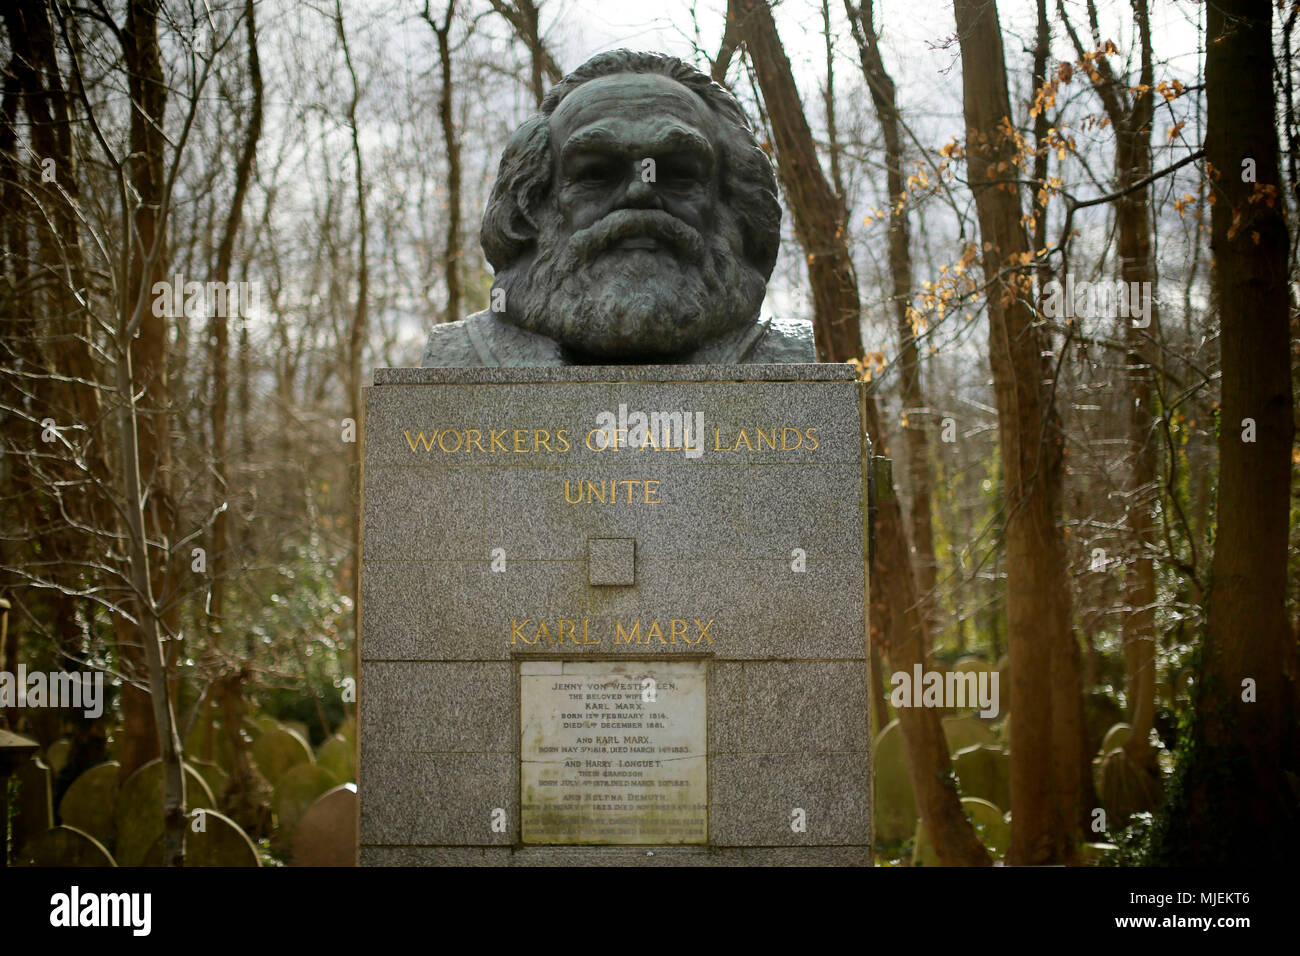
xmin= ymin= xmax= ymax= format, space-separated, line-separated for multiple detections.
xmin=0 ymin=0 xmax=1296 ymax=866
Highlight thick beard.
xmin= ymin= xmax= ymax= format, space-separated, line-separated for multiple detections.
xmin=496 ymin=207 xmax=767 ymax=360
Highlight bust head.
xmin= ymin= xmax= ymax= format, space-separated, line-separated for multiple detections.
xmin=480 ymin=50 xmax=782 ymax=362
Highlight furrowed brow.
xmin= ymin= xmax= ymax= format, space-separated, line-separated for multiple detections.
xmin=560 ymin=124 xmax=715 ymax=168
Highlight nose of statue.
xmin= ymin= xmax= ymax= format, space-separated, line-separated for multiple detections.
xmin=621 ymin=177 xmax=662 ymax=210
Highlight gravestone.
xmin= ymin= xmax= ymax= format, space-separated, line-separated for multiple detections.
xmin=58 ymin=761 xmax=120 ymax=848
xmin=14 ymin=825 xmax=115 ymax=867
xmin=291 ymin=784 xmax=358 ymax=867
xmin=360 ymin=364 xmax=873 ymax=864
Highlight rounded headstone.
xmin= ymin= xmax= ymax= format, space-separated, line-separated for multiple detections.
xmin=14 ymin=756 xmax=54 ymax=847
xmin=316 ymin=734 xmax=355 ymax=783
xmin=290 ymin=783 xmax=357 ymax=866
xmin=191 ymin=759 xmax=229 ymax=803
xmin=941 ymin=714 xmax=997 ymax=755
xmin=113 ymin=760 xmax=216 ymax=867
xmin=1098 ymin=746 xmax=1162 ymax=828
xmin=1100 ymin=722 xmax=1131 ymax=755
xmin=142 ymin=808 xmax=260 ymax=866
xmin=911 ymin=796 xmax=1009 ymax=866
xmin=1084 ymin=692 xmax=1125 ymax=755
xmin=961 ymin=796 xmax=1010 ymax=856
xmin=274 ymin=763 xmax=340 ymax=839
xmin=44 ymin=738 xmax=71 ymax=776
xmin=871 ymin=719 xmax=917 ymax=844
xmin=254 ymin=716 xmax=281 ymax=735
xmin=186 ymin=717 xmax=237 ymax=772
xmin=336 ymin=716 xmax=356 ymax=747
xmin=252 ymin=727 xmax=313 ymax=787
xmin=58 ymin=761 xmax=121 ymax=848
xmin=13 ymin=825 xmax=115 ymax=867
xmin=282 ymin=720 xmax=311 ymax=745
xmin=951 ymin=743 xmax=1011 ymax=812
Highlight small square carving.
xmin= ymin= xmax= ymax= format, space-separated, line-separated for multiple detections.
xmin=588 ymin=537 xmax=635 ymax=586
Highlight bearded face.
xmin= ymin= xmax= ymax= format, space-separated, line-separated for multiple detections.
xmin=491 ymin=73 xmax=770 ymax=361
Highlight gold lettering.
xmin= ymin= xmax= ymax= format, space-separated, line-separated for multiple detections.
xmin=671 ymin=619 xmax=688 ymax=644
xmin=557 ymin=619 xmax=576 ymax=644
xmin=714 ymin=427 xmax=724 ymax=451
xmin=582 ymin=619 xmax=600 ymax=644
xmin=644 ymin=480 xmax=660 ymax=503
xmin=513 ymin=428 xmax=530 ymax=452
xmin=733 ymin=428 xmax=753 ymax=451
xmin=755 ymin=427 xmax=777 ymax=450
xmin=781 ymin=426 xmax=803 ymax=450
xmin=564 ymin=480 xmax=582 ymax=504
xmin=533 ymin=620 xmax=552 ymax=644
xmin=618 ymin=479 xmax=639 ymax=502
xmin=438 ymin=429 xmax=463 ymax=453
xmin=694 ymin=618 xmax=714 ymax=644
xmin=534 ymin=429 xmax=553 ymax=452
xmin=585 ymin=480 xmax=606 ymax=504
xmin=614 ymin=620 xmax=643 ymax=644
xmin=466 ymin=429 xmax=485 ymax=453
xmin=404 ymin=429 xmax=436 ymax=452
xmin=490 ymin=429 xmax=509 ymax=452
xmin=647 ymin=620 xmax=666 ymax=644
xmin=555 ymin=429 xmax=571 ymax=452
xmin=586 ymin=428 xmax=609 ymax=451
xmin=510 ymin=619 xmax=533 ymax=645
xmin=804 ymin=427 xmax=819 ymax=450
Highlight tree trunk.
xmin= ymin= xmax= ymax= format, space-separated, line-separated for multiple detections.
xmin=120 ymin=0 xmax=186 ymax=865
xmin=1151 ymin=0 xmax=1299 ymax=864
xmin=427 ymin=1 xmax=463 ymax=323
xmin=844 ymin=0 xmax=940 ymax=628
xmin=733 ymin=0 xmax=991 ymax=865
xmin=953 ymin=0 xmax=1086 ymax=864
xmin=210 ymin=0 xmax=264 ymax=812
xmin=1058 ymin=0 xmax=1160 ymax=775
xmin=336 ymin=0 xmax=369 ymax=733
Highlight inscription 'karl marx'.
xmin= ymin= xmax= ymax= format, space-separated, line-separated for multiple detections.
xmin=510 ymin=617 xmax=715 ymax=646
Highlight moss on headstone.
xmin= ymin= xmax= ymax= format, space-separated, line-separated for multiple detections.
xmin=290 ymin=784 xmax=357 ymax=866
xmin=871 ymin=719 xmax=917 ymax=845
xmin=1100 ymin=722 xmax=1131 ymax=755
xmin=315 ymin=734 xmax=355 ymax=783
xmin=13 ymin=756 xmax=54 ymax=849
xmin=58 ymin=761 xmax=120 ymax=848
xmin=190 ymin=760 xmax=229 ymax=804
xmin=951 ymin=743 xmax=1011 ymax=812
xmin=911 ymin=795 xmax=1009 ymax=866
xmin=252 ymin=727 xmax=313 ymax=787
xmin=941 ymin=714 xmax=997 ymax=755
xmin=1098 ymin=746 xmax=1163 ymax=828
xmin=113 ymin=760 xmax=216 ymax=867
xmin=44 ymin=739 xmax=71 ymax=776
xmin=13 ymin=825 xmax=115 ymax=867
xmin=142 ymin=808 xmax=259 ymax=866
xmin=274 ymin=763 xmax=340 ymax=840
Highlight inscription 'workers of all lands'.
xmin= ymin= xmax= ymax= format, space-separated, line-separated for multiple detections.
xmin=520 ymin=661 xmax=708 ymax=845
xmin=401 ymin=424 xmax=821 ymax=454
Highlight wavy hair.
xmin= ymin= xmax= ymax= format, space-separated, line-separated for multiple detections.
xmin=480 ymin=50 xmax=781 ymax=281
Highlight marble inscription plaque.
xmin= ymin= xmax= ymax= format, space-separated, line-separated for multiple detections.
xmin=520 ymin=660 xmax=707 ymax=845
